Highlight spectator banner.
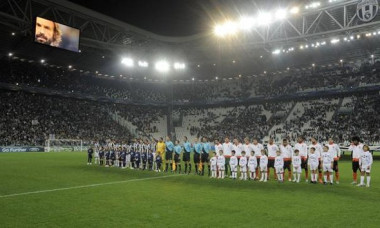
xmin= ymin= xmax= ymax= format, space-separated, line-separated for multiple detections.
xmin=0 ymin=147 xmax=45 ymax=153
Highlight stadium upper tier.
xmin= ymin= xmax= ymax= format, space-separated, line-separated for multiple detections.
xmin=1 ymin=57 xmax=379 ymax=105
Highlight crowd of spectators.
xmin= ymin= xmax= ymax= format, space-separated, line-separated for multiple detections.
xmin=0 ymin=90 xmax=132 ymax=146
xmin=1 ymin=56 xmax=380 ymax=146
xmin=186 ymin=94 xmax=380 ymax=145
xmin=1 ymin=57 xmax=380 ymax=103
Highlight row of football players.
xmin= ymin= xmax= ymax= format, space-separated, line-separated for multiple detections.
xmin=87 ymin=146 xmax=164 ymax=171
xmin=209 ymin=144 xmax=372 ymax=187
xmin=210 ymin=136 xmax=372 ymax=187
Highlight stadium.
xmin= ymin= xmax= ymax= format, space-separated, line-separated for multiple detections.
xmin=0 ymin=0 xmax=380 ymax=227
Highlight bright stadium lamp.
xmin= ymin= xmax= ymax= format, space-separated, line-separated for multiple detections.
xmin=257 ymin=12 xmax=273 ymax=26
xmin=223 ymin=21 xmax=238 ymax=35
xmin=138 ymin=61 xmax=149 ymax=67
xmin=272 ymin=49 xmax=281 ymax=55
xmin=40 ymin=59 xmax=45 ymax=63
xmin=290 ymin=7 xmax=300 ymax=14
xmin=275 ymin=9 xmax=287 ymax=20
xmin=214 ymin=24 xmax=226 ymax=37
xmin=174 ymin=62 xmax=185 ymax=70
xmin=121 ymin=58 xmax=134 ymax=67
xmin=155 ymin=60 xmax=170 ymax=72
xmin=8 ymin=52 xmax=13 ymax=57
xmin=214 ymin=21 xmax=238 ymax=37
xmin=331 ymin=38 xmax=340 ymax=44
xmin=239 ymin=16 xmax=255 ymax=30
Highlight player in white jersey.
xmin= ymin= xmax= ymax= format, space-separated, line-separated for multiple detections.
xmin=94 ymin=145 xmax=100 ymax=165
xmin=310 ymin=137 xmax=323 ymax=183
xmin=248 ymin=151 xmax=257 ymax=180
xmin=232 ymin=139 xmax=243 ymax=158
xmin=327 ymin=138 xmax=341 ymax=184
xmin=210 ymin=152 xmax=218 ymax=178
xmin=217 ymin=150 xmax=226 ymax=179
xmin=348 ymin=136 xmax=364 ymax=184
xmin=252 ymin=139 xmax=264 ymax=180
xmin=280 ymin=139 xmax=293 ymax=181
xmin=214 ymin=139 xmax=223 ymax=156
xmin=321 ymin=146 xmax=334 ymax=185
xmin=239 ymin=151 xmax=248 ymax=180
xmin=358 ymin=145 xmax=373 ymax=187
xmin=292 ymin=149 xmax=302 ymax=183
xmin=222 ymin=137 xmax=233 ymax=176
xmin=267 ymin=138 xmax=279 ymax=180
xmin=294 ymin=136 xmax=308 ymax=182
xmin=259 ymin=149 xmax=268 ymax=182
xmin=126 ymin=144 xmax=132 ymax=168
xmin=229 ymin=150 xmax=238 ymax=179
xmin=243 ymin=138 xmax=254 ymax=157
xmin=308 ymin=147 xmax=319 ymax=184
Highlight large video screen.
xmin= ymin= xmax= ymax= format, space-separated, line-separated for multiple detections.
xmin=34 ymin=17 xmax=80 ymax=52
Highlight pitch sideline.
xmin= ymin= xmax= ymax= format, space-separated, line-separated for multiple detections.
xmin=0 ymin=174 xmax=183 ymax=199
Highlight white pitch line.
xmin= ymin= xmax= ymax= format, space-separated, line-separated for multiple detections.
xmin=0 ymin=174 xmax=182 ymax=199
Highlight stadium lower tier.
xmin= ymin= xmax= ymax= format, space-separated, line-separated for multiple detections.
xmin=0 ymin=89 xmax=379 ymax=146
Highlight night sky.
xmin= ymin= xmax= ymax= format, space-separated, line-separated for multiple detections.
xmin=68 ymin=0 xmax=296 ymax=36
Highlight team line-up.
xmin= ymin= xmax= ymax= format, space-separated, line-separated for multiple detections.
xmin=87 ymin=136 xmax=373 ymax=187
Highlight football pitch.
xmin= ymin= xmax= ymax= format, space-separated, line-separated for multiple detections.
xmin=1 ymin=152 xmax=379 ymax=228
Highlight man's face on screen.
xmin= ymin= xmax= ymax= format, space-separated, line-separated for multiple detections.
xmin=35 ymin=18 xmax=55 ymax=45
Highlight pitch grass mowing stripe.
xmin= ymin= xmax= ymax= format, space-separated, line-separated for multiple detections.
xmin=0 ymin=174 xmax=183 ymax=199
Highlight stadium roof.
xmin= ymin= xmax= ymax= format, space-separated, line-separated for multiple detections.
xmin=2 ymin=0 xmax=380 ymax=80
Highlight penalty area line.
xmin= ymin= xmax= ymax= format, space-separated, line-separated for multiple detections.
xmin=0 ymin=174 xmax=183 ymax=199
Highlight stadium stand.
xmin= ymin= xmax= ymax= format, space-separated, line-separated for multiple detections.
xmin=1 ymin=56 xmax=380 ymax=146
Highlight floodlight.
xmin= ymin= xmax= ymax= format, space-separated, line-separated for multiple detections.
xmin=68 ymin=65 xmax=72 ymax=69
xmin=223 ymin=21 xmax=238 ymax=34
xmin=257 ymin=12 xmax=272 ymax=26
xmin=8 ymin=52 xmax=13 ymax=57
xmin=214 ymin=25 xmax=226 ymax=37
xmin=121 ymin=58 xmax=134 ymax=67
xmin=275 ymin=9 xmax=287 ymax=20
xmin=290 ymin=7 xmax=300 ymax=14
xmin=239 ymin=16 xmax=255 ymax=30
xmin=174 ymin=62 xmax=185 ymax=70
xmin=272 ymin=49 xmax=281 ymax=55
xmin=138 ymin=61 xmax=149 ymax=67
xmin=40 ymin=59 xmax=45 ymax=63
xmin=330 ymin=38 xmax=340 ymax=44
xmin=155 ymin=60 xmax=170 ymax=72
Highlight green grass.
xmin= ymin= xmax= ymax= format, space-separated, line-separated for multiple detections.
xmin=0 ymin=152 xmax=379 ymax=228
